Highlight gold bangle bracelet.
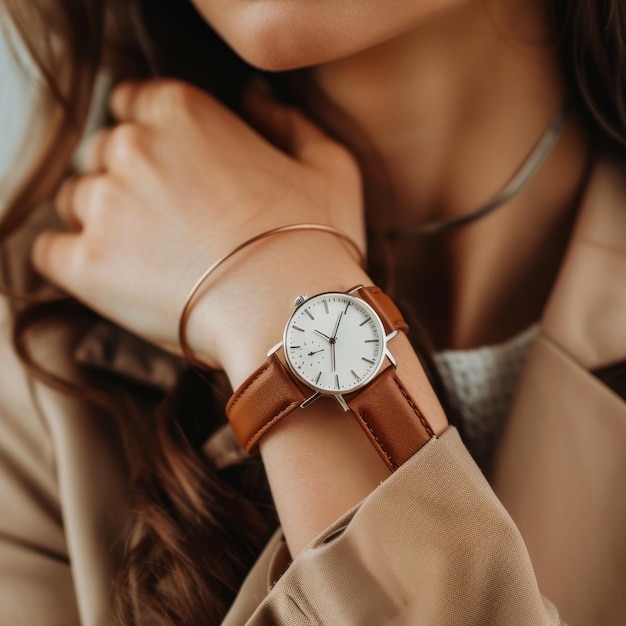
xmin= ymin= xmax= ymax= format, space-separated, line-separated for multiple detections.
xmin=178 ymin=223 xmax=365 ymax=369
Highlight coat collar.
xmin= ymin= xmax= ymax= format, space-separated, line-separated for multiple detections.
xmin=491 ymin=159 xmax=626 ymax=623
xmin=541 ymin=159 xmax=626 ymax=369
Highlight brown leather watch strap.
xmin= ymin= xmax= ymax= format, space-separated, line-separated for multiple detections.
xmin=226 ymin=353 xmax=308 ymax=452
xmin=345 ymin=366 xmax=434 ymax=471
xmin=354 ymin=285 xmax=409 ymax=335
xmin=226 ymin=285 xmax=434 ymax=468
xmin=227 ymin=355 xmax=435 ymax=467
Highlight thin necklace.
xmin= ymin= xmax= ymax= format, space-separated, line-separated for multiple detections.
xmin=385 ymin=104 xmax=570 ymax=239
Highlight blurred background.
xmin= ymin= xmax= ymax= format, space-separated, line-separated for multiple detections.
xmin=0 ymin=30 xmax=34 ymax=187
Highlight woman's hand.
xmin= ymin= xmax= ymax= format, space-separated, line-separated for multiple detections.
xmin=32 ymin=79 xmax=366 ymax=375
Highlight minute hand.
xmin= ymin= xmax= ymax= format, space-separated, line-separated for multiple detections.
xmin=331 ymin=311 xmax=343 ymax=341
xmin=330 ymin=311 xmax=343 ymax=372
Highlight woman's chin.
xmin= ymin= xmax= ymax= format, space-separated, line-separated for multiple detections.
xmin=233 ymin=42 xmax=333 ymax=73
xmin=222 ymin=15 xmax=344 ymax=71
xmin=194 ymin=1 xmax=365 ymax=71
xmin=192 ymin=0 xmax=462 ymax=71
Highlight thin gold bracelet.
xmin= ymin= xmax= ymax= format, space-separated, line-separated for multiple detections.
xmin=178 ymin=223 xmax=365 ymax=369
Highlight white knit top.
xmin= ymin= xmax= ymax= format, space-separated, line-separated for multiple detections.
xmin=433 ymin=326 xmax=538 ymax=470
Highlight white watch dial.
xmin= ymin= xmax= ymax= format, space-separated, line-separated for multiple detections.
xmin=283 ymin=293 xmax=386 ymax=394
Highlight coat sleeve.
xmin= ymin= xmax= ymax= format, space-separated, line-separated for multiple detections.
xmin=0 ymin=209 xmax=131 ymax=625
xmin=0 ymin=368 xmax=81 ymax=625
xmin=0 ymin=320 xmax=82 ymax=625
xmin=0 ymin=313 xmax=130 ymax=626
xmin=223 ymin=427 xmax=563 ymax=626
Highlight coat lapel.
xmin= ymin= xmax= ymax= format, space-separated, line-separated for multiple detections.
xmin=492 ymin=160 xmax=626 ymax=625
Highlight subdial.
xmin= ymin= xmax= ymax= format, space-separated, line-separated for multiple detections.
xmin=287 ymin=338 xmax=327 ymax=376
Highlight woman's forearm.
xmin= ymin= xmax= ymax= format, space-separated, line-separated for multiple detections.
xmin=259 ymin=332 xmax=448 ymax=555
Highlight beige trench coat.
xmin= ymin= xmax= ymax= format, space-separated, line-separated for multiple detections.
xmin=0 ymin=160 xmax=625 ymax=625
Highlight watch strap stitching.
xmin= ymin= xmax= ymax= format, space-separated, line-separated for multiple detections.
xmin=358 ymin=286 xmax=409 ymax=335
xmin=227 ymin=360 xmax=274 ymax=413
xmin=391 ymin=374 xmax=435 ymax=439
xmin=246 ymin=400 xmax=302 ymax=451
xmin=355 ymin=409 xmax=398 ymax=472
xmin=227 ymin=354 xmax=309 ymax=452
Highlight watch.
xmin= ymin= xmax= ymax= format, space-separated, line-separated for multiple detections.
xmin=226 ymin=285 xmax=435 ymax=471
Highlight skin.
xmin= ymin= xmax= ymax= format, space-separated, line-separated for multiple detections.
xmin=190 ymin=0 xmax=467 ymax=72
xmin=32 ymin=0 xmax=589 ymax=554
xmin=309 ymin=0 xmax=589 ymax=348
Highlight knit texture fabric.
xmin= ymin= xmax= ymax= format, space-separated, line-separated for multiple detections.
xmin=433 ymin=326 xmax=538 ymax=470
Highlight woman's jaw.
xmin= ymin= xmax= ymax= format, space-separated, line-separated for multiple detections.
xmin=189 ymin=0 xmax=467 ymax=71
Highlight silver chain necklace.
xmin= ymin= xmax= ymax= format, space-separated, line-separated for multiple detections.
xmin=385 ymin=104 xmax=570 ymax=240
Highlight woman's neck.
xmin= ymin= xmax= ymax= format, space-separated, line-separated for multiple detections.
xmin=307 ymin=0 xmax=590 ymax=349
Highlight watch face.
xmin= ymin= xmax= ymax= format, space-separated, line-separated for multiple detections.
xmin=283 ymin=293 xmax=386 ymax=394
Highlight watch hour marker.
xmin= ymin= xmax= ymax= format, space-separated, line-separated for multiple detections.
xmin=351 ymin=369 xmax=360 ymax=381
xmin=305 ymin=309 xmax=315 ymax=320
xmin=290 ymin=346 xmax=301 ymax=349
xmin=359 ymin=317 xmax=371 ymax=327
xmin=365 ymin=339 xmax=378 ymax=343
xmin=362 ymin=357 xmax=375 ymax=365
xmin=293 ymin=326 xmax=305 ymax=332
xmin=315 ymin=371 xmax=322 ymax=384
xmin=335 ymin=374 xmax=340 ymax=389
xmin=323 ymin=300 xmax=329 ymax=314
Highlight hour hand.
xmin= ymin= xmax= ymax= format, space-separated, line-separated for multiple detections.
xmin=314 ymin=329 xmax=332 ymax=341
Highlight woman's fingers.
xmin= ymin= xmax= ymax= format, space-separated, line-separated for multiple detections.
xmin=32 ymin=230 xmax=82 ymax=289
xmin=112 ymin=78 xmax=349 ymax=178
xmin=110 ymin=79 xmax=208 ymax=125
xmin=54 ymin=173 xmax=110 ymax=229
xmin=55 ymin=176 xmax=85 ymax=228
xmin=109 ymin=80 xmax=150 ymax=122
xmin=82 ymin=123 xmax=149 ymax=174
xmin=80 ymin=127 xmax=114 ymax=172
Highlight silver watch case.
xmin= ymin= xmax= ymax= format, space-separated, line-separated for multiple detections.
xmin=266 ymin=286 xmax=399 ymax=412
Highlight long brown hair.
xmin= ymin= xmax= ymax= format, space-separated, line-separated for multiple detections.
xmin=2 ymin=1 xmax=626 ymax=624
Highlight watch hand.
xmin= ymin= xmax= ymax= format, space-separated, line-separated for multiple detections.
xmin=308 ymin=349 xmax=324 ymax=356
xmin=314 ymin=329 xmax=332 ymax=341
xmin=331 ymin=312 xmax=343 ymax=341
xmin=331 ymin=341 xmax=336 ymax=372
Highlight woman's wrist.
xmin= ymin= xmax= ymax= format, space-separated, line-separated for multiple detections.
xmin=184 ymin=231 xmax=369 ymax=388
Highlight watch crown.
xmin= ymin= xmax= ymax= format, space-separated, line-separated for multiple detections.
xmin=294 ymin=294 xmax=309 ymax=307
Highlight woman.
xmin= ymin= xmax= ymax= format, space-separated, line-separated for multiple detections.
xmin=1 ymin=0 xmax=625 ymax=624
